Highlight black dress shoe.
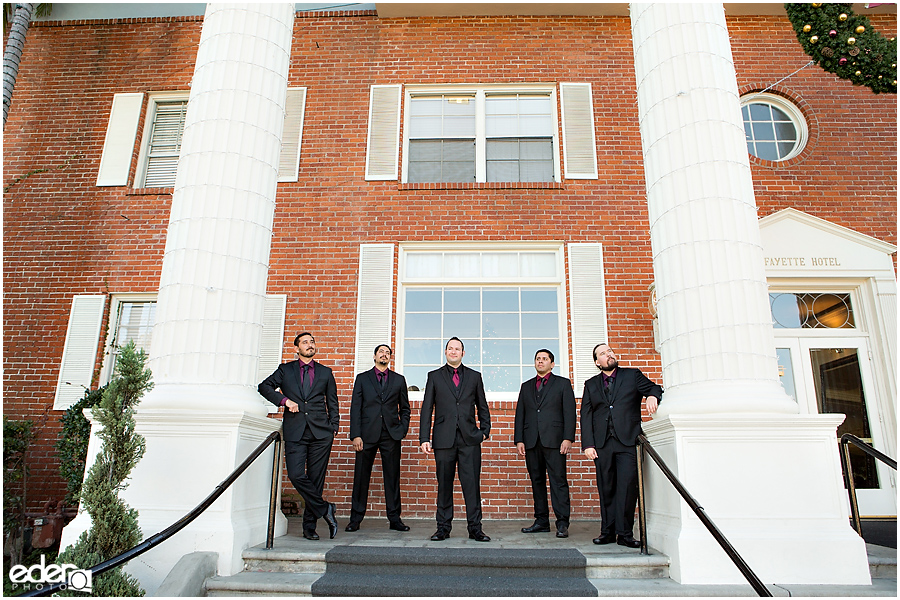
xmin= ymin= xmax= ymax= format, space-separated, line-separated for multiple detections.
xmin=592 ymin=534 xmax=615 ymax=545
xmin=430 ymin=530 xmax=450 ymax=541
xmin=345 ymin=521 xmax=360 ymax=532
xmin=323 ymin=502 xmax=338 ymax=539
xmin=468 ymin=531 xmax=491 ymax=542
xmin=303 ymin=530 xmax=319 ymax=540
xmin=389 ymin=520 xmax=410 ymax=531
xmin=521 ymin=522 xmax=551 ymax=533
xmin=617 ymin=536 xmax=641 ymax=548
xmin=556 ymin=523 xmax=569 ymax=538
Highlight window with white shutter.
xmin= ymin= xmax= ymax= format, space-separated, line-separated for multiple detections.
xmin=54 ymin=295 xmax=106 ymax=409
xmin=559 ymin=83 xmax=599 ymax=179
xmin=365 ymin=85 xmax=402 ymax=181
xmin=277 ymin=88 xmax=308 ymax=182
xmin=96 ymin=93 xmax=144 ymax=187
xmin=354 ymin=244 xmax=395 ymax=375
xmin=567 ymin=243 xmax=608 ymax=394
xmin=134 ymin=93 xmax=189 ymax=188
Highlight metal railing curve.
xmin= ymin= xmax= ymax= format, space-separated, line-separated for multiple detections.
xmin=839 ymin=433 xmax=897 ymax=536
xmin=636 ymin=433 xmax=772 ymax=597
xmin=20 ymin=429 xmax=283 ymax=597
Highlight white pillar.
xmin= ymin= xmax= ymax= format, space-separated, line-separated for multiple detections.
xmin=631 ymin=3 xmax=870 ymax=585
xmin=115 ymin=4 xmax=293 ymax=593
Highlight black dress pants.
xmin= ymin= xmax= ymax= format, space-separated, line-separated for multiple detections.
xmin=524 ymin=441 xmax=571 ymax=527
xmin=433 ymin=431 xmax=483 ymax=533
xmin=593 ymin=435 xmax=638 ymax=538
xmin=284 ymin=425 xmax=333 ymax=533
xmin=349 ymin=427 xmax=403 ymax=524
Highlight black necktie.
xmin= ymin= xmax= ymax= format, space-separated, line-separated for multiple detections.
xmin=302 ymin=364 xmax=312 ymax=396
xmin=377 ymin=371 xmax=385 ymax=388
xmin=537 ymin=377 xmax=544 ymax=392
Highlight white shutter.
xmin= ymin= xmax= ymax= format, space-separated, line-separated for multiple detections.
xmin=54 ymin=295 xmax=106 ymax=409
xmin=559 ymin=83 xmax=598 ymax=179
xmin=364 ymin=85 xmax=402 ymax=180
xmin=567 ymin=243 xmax=607 ymax=395
xmin=278 ymin=87 xmax=307 ymax=182
xmin=96 ymin=93 xmax=143 ymax=186
xmin=258 ymin=294 xmax=287 ymax=383
xmin=353 ymin=244 xmax=395 ymax=374
xmin=143 ymin=100 xmax=188 ymax=187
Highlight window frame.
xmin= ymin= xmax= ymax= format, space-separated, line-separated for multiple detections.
xmin=401 ymin=84 xmax=561 ymax=184
xmin=134 ymin=91 xmax=190 ymax=188
xmin=396 ymin=242 xmax=569 ymax=402
xmin=98 ymin=293 xmax=158 ymax=385
xmin=740 ymin=92 xmax=808 ymax=162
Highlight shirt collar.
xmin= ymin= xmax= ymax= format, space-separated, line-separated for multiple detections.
xmin=602 ymin=367 xmax=617 ymax=382
xmin=300 ymin=359 xmax=315 ymax=368
xmin=374 ymin=366 xmax=388 ymax=374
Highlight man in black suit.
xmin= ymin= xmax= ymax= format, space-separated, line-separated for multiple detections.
xmin=346 ymin=344 xmax=411 ymax=532
xmin=258 ymin=332 xmax=339 ymax=540
xmin=419 ymin=337 xmax=491 ymax=542
xmin=514 ymin=349 xmax=576 ymax=538
xmin=581 ymin=343 xmax=661 ymax=548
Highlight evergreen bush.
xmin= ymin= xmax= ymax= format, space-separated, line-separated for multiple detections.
xmin=57 ymin=342 xmax=152 ymax=597
xmin=56 ymin=387 xmax=105 ymax=506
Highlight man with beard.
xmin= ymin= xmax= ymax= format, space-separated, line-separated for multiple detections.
xmin=581 ymin=343 xmax=661 ymax=548
xmin=346 ymin=344 xmax=411 ymax=532
xmin=259 ymin=332 xmax=340 ymax=540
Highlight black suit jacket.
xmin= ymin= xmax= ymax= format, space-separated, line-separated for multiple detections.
xmin=258 ymin=360 xmax=339 ymax=442
xmin=514 ymin=373 xmax=576 ymax=450
xmin=419 ymin=364 xmax=490 ymax=449
xmin=580 ymin=367 xmax=662 ymax=449
xmin=349 ymin=368 xmax=411 ymax=446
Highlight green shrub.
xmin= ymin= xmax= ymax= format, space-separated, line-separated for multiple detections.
xmin=56 ymin=386 xmax=105 ymax=506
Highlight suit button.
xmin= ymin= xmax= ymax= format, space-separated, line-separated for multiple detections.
xmin=537 ymin=409 xmax=541 ymax=413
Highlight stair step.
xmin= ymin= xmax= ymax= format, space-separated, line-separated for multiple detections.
xmin=310 ymin=572 xmax=598 ymax=597
xmin=206 ymin=571 xmax=319 ymax=597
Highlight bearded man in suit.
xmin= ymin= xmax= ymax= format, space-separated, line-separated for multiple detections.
xmin=258 ymin=332 xmax=339 ymax=540
xmin=419 ymin=337 xmax=491 ymax=542
xmin=345 ymin=344 xmax=411 ymax=532
xmin=581 ymin=343 xmax=661 ymax=548
xmin=514 ymin=348 xmax=576 ymax=538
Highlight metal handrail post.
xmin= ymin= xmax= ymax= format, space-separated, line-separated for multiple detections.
xmin=637 ymin=434 xmax=772 ymax=597
xmin=636 ymin=440 xmax=648 ymax=555
xmin=840 ymin=439 xmax=863 ymax=536
xmin=266 ymin=435 xmax=283 ymax=549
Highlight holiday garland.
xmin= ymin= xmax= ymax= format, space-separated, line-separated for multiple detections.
xmin=785 ymin=3 xmax=896 ymax=94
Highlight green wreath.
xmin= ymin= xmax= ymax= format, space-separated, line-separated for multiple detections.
xmin=785 ymin=3 xmax=896 ymax=94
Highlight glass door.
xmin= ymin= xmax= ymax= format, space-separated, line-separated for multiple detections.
xmin=778 ymin=339 xmax=895 ymax=516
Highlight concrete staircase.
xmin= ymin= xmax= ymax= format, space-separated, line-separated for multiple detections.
xmin=206 ymin=543 xmax=668 ymax=596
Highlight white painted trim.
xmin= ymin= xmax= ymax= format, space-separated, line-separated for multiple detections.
xmin=96 ymin=93 xmax=143 ymax=186
xmin=55 ymin=295 xmax=106 ymax=409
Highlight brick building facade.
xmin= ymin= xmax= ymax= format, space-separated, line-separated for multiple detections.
xmin=3 ymin=4 xmax=896 ymax=531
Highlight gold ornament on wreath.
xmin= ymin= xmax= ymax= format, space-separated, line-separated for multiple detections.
xmin=785 ymin=2 xmax=896 ymax=94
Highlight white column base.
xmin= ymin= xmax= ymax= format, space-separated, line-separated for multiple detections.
xmin=61 ymin=408 xmax=287 ymax=595
xmin=642 ymin=413 xmax=871 ymax=585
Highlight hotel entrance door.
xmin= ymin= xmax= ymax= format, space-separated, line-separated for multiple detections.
xmin=777 ymin=338 xmax=896 ymax=517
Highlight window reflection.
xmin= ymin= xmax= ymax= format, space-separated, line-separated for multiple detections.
xmin=770 ymin=293 xmax=854 ymax=329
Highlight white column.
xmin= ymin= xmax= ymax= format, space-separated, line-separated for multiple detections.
xmin=632 ymin=2 xmax=795 ymax=416
xmin=103 ymin=5 xmax=294 ymax=593
xmin=144 ymin=2 xmax=293 ymax=414
xmin=631 ymin=3 xmax=870 ymax=585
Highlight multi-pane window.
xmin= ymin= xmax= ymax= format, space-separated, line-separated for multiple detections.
xmin=140 ymin=99 xmax=188 ymax=187
xmin=404 ymin=87 xmax=558 ymax=183
xmin=106 ymin=301 xmax=156 ymax=381
xmin=399 ymin=248 xmax=566 ymax=394
xmin=740 ymin=93 xmax=807 ymax=161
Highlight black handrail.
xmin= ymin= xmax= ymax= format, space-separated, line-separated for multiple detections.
xmin=839 ymin=433 xmax=897 ymax=536
xmin=636 ymin=433 xmax=772 ymax=597
xmin=21 ymin=429 xmax=283 ymax=597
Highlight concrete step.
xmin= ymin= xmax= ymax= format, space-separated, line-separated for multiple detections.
xmin=206 ymin=571 xmax=318 ymax=597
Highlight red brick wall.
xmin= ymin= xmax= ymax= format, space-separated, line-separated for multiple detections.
xmin=3 ymin=11 xmax=895 ymax=521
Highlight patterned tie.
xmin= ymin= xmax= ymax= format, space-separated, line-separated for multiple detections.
xmin=452 ymin=368 xmax=460 ymax=387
